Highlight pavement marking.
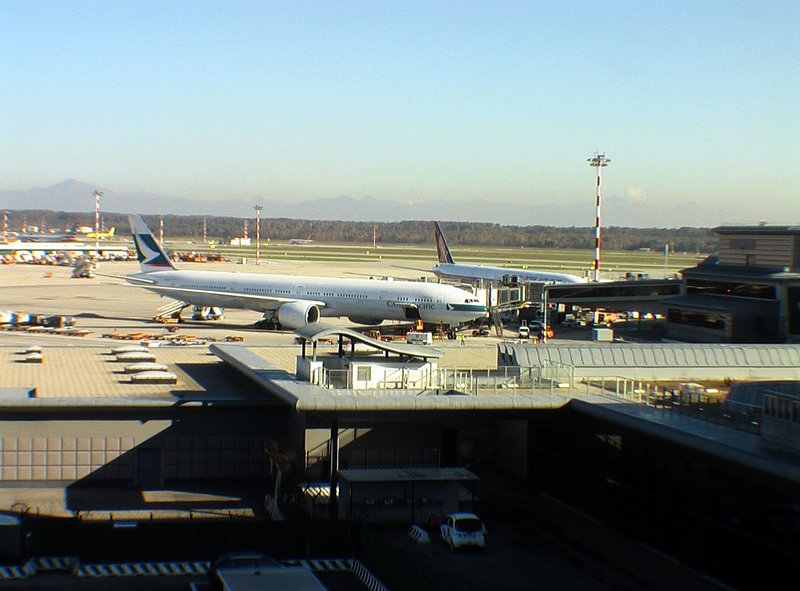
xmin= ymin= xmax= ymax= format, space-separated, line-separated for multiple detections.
xmin=74 ymin=560 xmax=209 ymax=577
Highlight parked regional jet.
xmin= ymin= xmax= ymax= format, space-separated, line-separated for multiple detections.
xmin=126 ymin=215 xmax=487 ymax=330
xmin=0 ymin=240 xmax=128 ymax=259
xmin=18 ymin=226 xmax=115 ymax=242
xmin=432 ymin=222 xmax=585 ymax=285
xmin=84 ymin=227 xmax=116 ymax=240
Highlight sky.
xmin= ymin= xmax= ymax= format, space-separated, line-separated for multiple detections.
xmin=1 ymin=1 xmax=798 ymax=226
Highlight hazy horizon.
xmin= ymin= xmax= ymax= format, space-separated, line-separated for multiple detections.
xmin=2 ymin=2 xmax=798 ymax=226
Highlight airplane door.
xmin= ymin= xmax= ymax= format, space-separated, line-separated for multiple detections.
xmin=296 ymin=285 xmax=305 ymax=296
xmin=379 ymin=291 xmax=387 ymax=300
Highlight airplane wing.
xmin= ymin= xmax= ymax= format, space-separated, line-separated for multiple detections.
xmin=341 ymin=270 xmax=422 ymax=281
xmin=391 ymin=264 xmax=434 ymax=274
xmin=90 ymin=271 xmax=155 ymax=285
xmin=134 ymin=283 xmax=327 ymax=312
xmin=123 ymin=275 xmax=157 ymax=285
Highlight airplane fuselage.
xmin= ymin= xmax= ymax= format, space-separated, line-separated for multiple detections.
xmin=432 ymin=262 xmax=584 ymax=285
xmin=128 ymin=269 xmax=486 ymax=325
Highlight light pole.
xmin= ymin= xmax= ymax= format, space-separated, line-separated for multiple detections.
xmin=254 ymin=205 xmax=263 ymax=265
xmin=93 ymin=190 xmax=104 ymax=263
xmin=587 ymin=152 xmax=610 ymax=282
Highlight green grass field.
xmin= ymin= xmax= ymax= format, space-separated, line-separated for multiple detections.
xmin=168 ymin=238 xmax=706 ymax=279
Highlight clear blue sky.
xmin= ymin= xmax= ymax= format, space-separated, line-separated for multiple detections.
xmin=1 ymin=0 xmax=798 ymax=226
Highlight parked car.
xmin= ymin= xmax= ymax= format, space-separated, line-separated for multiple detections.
xmin=439 ymin=512 xmax=487 ymax=551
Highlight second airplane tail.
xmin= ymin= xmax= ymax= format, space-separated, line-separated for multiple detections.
xmin=129 ymin=215 xmax=176 ymax=273
xmin=434 ymin=221 xmax=456 ymax=264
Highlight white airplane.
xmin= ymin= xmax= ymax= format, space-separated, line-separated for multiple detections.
xmin=432 ymin=222 xmax=585 ymax=285
xmin=126 ymin=215 xmax=487 ymax=330
xmin=0 ymin=239 xmax=89 ymax=252
xmin=0 ymin=239 xmax=128 ymax=258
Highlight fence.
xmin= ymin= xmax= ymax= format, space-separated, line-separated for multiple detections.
xmin=583 ymin=376 xmax=760 ymax=434
xmin=317 ymin=361 xmax=576 ymax=395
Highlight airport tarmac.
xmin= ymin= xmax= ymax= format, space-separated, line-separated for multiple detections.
xmin=0 ymin=259 xmax=509 ymax=367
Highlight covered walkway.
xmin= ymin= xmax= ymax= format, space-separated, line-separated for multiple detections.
xmin=499 ymin=342 xmax=800 ymax=381
xmin=294 ymin=323 xmax=443 ymax=362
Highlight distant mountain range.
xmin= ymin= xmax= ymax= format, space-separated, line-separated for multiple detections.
xmin=0 ymin=179 xmax=717 ymax=227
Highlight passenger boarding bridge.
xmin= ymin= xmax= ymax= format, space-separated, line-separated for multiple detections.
xmin=544 ymin=278 xmax=682 ymax=315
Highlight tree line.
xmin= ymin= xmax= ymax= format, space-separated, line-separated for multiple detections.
xmin=6 ymin=210 xmax=717 ymax=253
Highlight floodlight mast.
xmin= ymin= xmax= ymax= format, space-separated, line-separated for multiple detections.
xmin=254 ymin=205 xmax=263 ymax=265
xmin=587 ymin=152 xmax=610 ymax=282
xmin=93 ymin=190 xmax=104 ymax=264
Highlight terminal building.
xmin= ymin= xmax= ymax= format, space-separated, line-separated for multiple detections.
xmin=546 ymin=224 xmax=800 ymax=345
xmin=1 ymin=334 xmax=799 ymax=590
xmin=664 ymin=225 xmax=800 ymax=344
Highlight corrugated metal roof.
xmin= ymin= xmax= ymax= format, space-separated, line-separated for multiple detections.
xmin=501 ymin=343 xmax=800 ymax=369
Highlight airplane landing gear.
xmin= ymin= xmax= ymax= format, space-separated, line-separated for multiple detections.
xmin=254 ymin=314 xmax=282 ymax=330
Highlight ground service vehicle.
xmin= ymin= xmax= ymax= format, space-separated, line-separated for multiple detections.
xmin=440 ymin=512 xmax=487 ymax=551
xmin=406 ymin=331 xmax=433 ymax=345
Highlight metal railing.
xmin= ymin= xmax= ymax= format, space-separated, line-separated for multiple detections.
xmin=315 ymin=361 xmax=576 ymax=395
xmin=582 ymin=376 xmax=760 ymax=434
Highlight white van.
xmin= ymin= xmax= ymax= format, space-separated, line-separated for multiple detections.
xmin=406 ymin=332 xmax=433 ymax=345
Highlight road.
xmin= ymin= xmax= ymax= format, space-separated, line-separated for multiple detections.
xmin=369 ymin=469 xmax=732 ymax=591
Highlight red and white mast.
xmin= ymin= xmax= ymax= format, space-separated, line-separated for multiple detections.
xmin=587 ymin=152 xmax=610 ymax=282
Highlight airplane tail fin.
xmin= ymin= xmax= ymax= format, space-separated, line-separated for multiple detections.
xmin=129 ymin=215 xmax=176 ymax=272
xmin=434 ymin=222 xmax=455 ymax=264
xmin=107 ymin=227 xmax=115 ymax=237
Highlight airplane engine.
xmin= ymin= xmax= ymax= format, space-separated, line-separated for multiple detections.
xmin=348 ymin=317 xmax=384 ymax=326
xmin=277 ymin=301 xmax=321 ymax=329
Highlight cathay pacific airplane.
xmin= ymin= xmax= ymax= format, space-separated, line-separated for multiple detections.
xmin=126 ymin=215 xmax=487 ymax=330
xmin=432 ymin=222 xmax=585 ymax=285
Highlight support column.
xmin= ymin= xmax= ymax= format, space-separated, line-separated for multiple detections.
xmin=329 ymin=420 xmax=340 ymax=519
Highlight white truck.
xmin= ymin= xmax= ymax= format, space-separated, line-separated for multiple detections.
xmin=406 ymin=331 xmax=433 ymax=345
xmin=439 ymin=512 xmax=487 ymax=551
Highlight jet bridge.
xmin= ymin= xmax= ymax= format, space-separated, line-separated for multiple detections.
xmin=545 ymin=278 xmax=682 ymax=315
